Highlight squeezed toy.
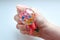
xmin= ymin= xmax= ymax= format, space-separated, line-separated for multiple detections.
xmin=18 ymin=8 xmax=38 ymax=34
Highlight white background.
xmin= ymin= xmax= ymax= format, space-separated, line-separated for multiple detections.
xmin=0 ymin=0 xmax=60 ymax=40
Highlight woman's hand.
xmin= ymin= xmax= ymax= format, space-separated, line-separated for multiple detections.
xmin=14 ymin=5 xmax=48 ymax=37
xmin=14 ymin=5 xmax=60 ymax=40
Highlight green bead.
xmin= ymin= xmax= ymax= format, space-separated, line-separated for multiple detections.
xmin=34 ymin=27 xmax=39 ymax=32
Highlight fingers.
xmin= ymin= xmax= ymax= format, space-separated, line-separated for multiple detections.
xmin=16 ymin=23 xmax=30 ymax=34
xmin=14 ymin=14 xmax=24 ymax=24
xmin=14 ymin=14 xmax=19 ymax=23
xmin=16 ymin=24 xmax=25 ymax=30
xmin=16 ymin=23 xmax=40 ymax=36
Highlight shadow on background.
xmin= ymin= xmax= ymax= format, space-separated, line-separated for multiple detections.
xmin=14 ymin=30 xmax=44 ymax=40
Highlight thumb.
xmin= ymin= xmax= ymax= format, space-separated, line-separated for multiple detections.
xmin=31 ymin=8 xmax=47 ymax=28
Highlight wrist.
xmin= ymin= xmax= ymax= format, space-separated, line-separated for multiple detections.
xmin=38 ymin=22 xmax=58 ymax=40
xmin=38 ymin=21 xmax=51 ymax=39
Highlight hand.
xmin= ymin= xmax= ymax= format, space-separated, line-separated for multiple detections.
xmin=14 ymin=5 xmax=60 ymax=40
xmin=14 ymin=5 xmax=48 ymax=37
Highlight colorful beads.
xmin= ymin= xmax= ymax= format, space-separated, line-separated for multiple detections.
xmin=19 ymin=8 xmax=35 ymax=25
xmin=19 ymin=8 xmax=36 ymax=34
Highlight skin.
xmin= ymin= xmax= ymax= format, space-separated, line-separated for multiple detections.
xmin=14 ymin=5 xmax=60 ymax=40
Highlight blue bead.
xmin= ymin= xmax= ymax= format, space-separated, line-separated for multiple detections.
xmin=29 ymin=16 xmax=31 ymax=18
xmin=22 ymin=16 xmax=24 ymax=20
